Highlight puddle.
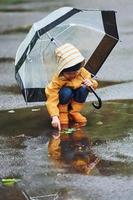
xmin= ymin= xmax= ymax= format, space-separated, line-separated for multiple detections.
xmin=0 ymin=100 xmax=133 ymax=199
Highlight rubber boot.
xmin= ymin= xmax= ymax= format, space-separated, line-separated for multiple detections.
xmin=58 ymin=104 xmax=69 ymax=125
xmin=69 ymin=101 xmax=87 ymax=124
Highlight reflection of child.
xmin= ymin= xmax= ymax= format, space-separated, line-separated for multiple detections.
xmin=45 ymin=43 xmax=98 ymax=130
xmin=48 ymin=127 xmax=100 ymax=175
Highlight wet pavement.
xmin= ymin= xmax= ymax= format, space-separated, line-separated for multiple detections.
xmin=0 ymin=101 xmax=133 ymax=200
xmin=0 ymin=0 xmax=133 ymax=200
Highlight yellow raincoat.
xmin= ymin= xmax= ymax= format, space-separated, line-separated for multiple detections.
xmin=45 ymin=67 xmax=98 ymax=117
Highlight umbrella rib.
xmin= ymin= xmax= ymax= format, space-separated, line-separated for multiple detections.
xmin=37 ymin=31 xmax=49 ymax=42
xmin=46 ymin=32 xmax=60 ymax=46
xmin=42 ymin=40 xmax=53 ymax=85
xmin=42 ymin=40 xmax=52 ymax=58
xmin=26 ymin=39 xmax=51 ymax=56
xmin=106 ymin=33 xmax=119 ymax=41
xmin=54 ymin=25 xmax=72 ymax=39
xmin=54 ymin=24 xmax=112 ymax=40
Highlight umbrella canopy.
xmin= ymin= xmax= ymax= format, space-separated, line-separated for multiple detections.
xmin=15 ymin=7 xmax=119 ymax=103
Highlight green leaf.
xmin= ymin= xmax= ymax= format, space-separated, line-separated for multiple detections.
xmin=62 ymin=128 xmax=77 ymax=135
xmin=1 ymin=178 xmax=21 ymax=186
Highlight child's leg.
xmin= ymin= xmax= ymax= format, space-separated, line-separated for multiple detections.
xmin=59 ymin=87 xmax=73 ymax=104
xmin=74 ymin=85 xmax=89 ymax=103
xmin=69 ymin=86 xmax=89 ymax=124
xmin=58 ymin=87 xmax=73 ymax=124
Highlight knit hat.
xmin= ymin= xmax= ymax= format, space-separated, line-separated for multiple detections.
xmin=55 ymin=43 xmax=85 ymax=75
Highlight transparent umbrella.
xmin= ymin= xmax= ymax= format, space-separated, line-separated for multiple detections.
xmin=15 ymin=7 xmax=119 ymax=109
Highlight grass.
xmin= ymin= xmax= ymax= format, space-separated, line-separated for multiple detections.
xmin=0 ymin=25 xmax=31 ymax=34
xmin=0 ymin=0 xmax=25 ymax=4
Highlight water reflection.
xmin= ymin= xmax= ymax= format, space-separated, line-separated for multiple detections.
xmin=0 ymin=101 xmax=132 ymax=199
xmin=0 ymin=186 xmax=30 ymax=200
xmin=48 ymin=124 xmax=100 ymax=175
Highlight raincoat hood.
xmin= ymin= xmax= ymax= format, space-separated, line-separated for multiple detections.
xmin=55 ymin=43 xmax=85 ymax=75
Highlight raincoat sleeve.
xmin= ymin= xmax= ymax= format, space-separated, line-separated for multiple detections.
xmin=81 ymin=67 xmax=98 ymax=90
xmin=45 ymin=75 xmax=63 ymax=117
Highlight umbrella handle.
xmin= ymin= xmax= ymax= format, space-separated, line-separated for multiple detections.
xmin=89 ymin=86 xmax=102 ymax=109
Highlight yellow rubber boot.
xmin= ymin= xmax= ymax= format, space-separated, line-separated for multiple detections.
xmin=69 ymin=101 xmax=87 ymax=124
xmin=58 ymin=104 xmax=69 ymax=125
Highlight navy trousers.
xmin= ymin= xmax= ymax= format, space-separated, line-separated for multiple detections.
xmin=59 ymin=86 xmax=89 ymax=104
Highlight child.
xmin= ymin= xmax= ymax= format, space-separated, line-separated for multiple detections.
xmin=45 ymin=43 xmax=98 ymax=130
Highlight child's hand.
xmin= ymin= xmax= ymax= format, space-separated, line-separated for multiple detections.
xmin=51 ymin=116 xmax=61 ymax=131
xmin=83 ymin=79 xmax=93 ymax=87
